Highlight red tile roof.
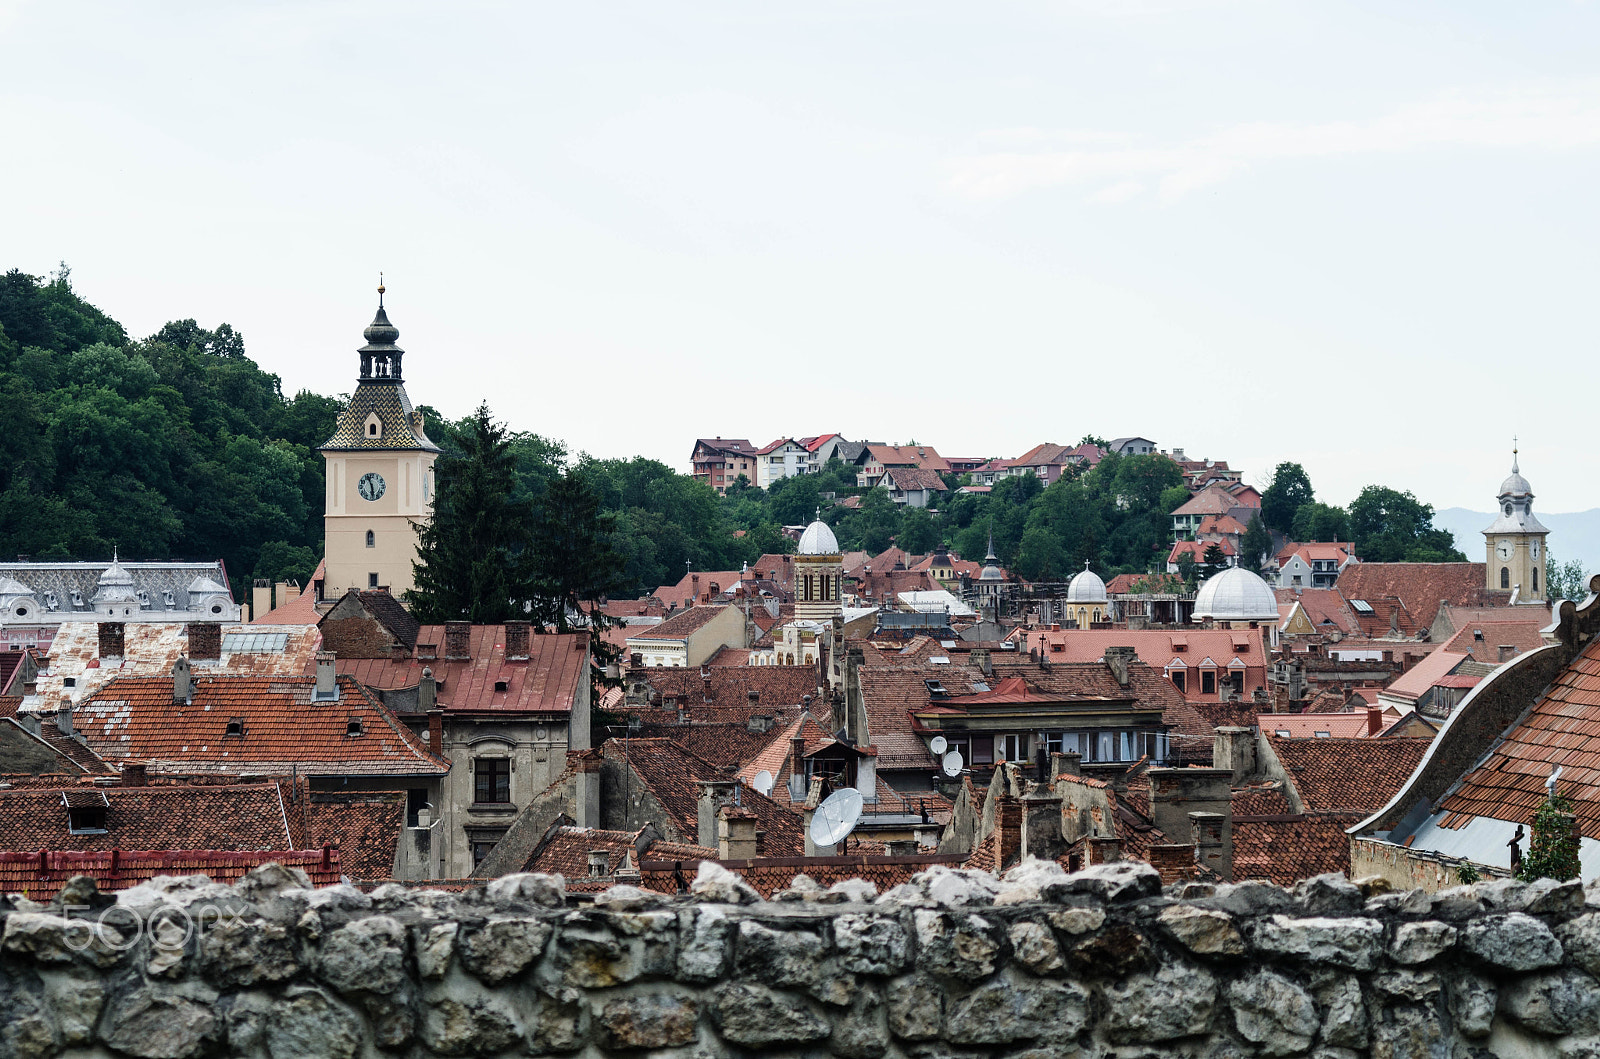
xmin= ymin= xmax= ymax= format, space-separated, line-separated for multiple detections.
xmin=1336 ymin=563 xmax=1507 ymax=635
xmin=650 ymin=571 xmax=747 ymax=607
xmin=0 ymin=847 xmax=342 ymax=901
xmin=1441 ymin=621 xmax=1550 ymax=664
xmin=883 ymin=466 xmax=950 ymax=494
xmin=1272 ymin=588 xmax=1361 ymax=634
xmin=862 ymin=445 xmax=949 ymax=473
xmin=630 ymin=665 xmax=821 ymax=710
xmin=1231 ymin=814 xmax=1364 ymax=886
xmin=337 ymin=626 xmax=587 ymax=716
xmin=633 ymin=605 xmax=733 ymax=640
xmin=1437 ymin=637 xmax=1600 ymax=837
xmin=75 ymin=675 xmax=447 ymax=775
xmin=1173 ymin=484 xmax=1254 ymax=517
xmin=1266 ymin=735 xmax=1431 ymax=813
xmin=606 ymin=738 xmax=805 ymax=856
xmin=1168 ymin=539 xmax=1235 ymax=563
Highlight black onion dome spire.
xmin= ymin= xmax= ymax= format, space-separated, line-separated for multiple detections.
xmin=357 ymin=277 xmax=404 ymax=381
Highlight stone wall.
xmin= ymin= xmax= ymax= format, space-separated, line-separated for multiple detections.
xmin=6 ymin=860 xmax=1600 ymax=1058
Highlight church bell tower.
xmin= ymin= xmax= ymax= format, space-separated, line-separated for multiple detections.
xmin=1482 ymin=445 xmax=1549 ymax=603
xmin=321 ymin=284 xmax=440 ymax=600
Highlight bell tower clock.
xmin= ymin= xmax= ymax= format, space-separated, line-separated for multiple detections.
xmin=1481 ymin=444 xmax=1549 ymax=603
xmin=320 ymin=283 xmax=441 ymax=600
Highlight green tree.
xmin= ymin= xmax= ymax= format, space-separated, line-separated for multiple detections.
xmin=1348 ymin=485 xmax=1466 ymax=562
xmin=1241 ymin=514 xmax=1273 ymax=572
xmin=1516 ymin=792 xmax=1582 ymax=883
xmin=1201 ymin=542 xmax=1229 ymax=579
xmin=407 ymin=404 xmax=538 ymax=623
xmin=1079 ymin=434 xmax=1110 ymax=449
xmin=1261 ymin=462 xmax=1314 ymax=534
xmin=1176 ymin=549 xmax=1199 ymax=588
xmin=1291 ymin=502 xmax=1351 ymax=544
xmin=898 ymin=506 xmax=939 ymax=553
xmin=253 ymin=540 xmax=320 ymax=586
xmin=1545 ymin=548 xmax=1592 ymax=602
xmin=530 ymin=468 xmax=628 ymax=632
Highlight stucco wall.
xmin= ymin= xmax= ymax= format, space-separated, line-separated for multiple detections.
xmin=12 ymin=859 xmax=1600 ymax=1058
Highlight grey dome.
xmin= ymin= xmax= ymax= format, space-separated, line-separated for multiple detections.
xmin=798 ymin=519 xmax=839 ymax=555
xmin=1499 ymin=470 xmax=1532 ymax=498
xmin=1193 ymin=567 xmax=1279 ymax=622
xmin=1066 ymin=566 xmax=1107 ymax=603
xmin=93 ymin=558 xmax=139 ymax=604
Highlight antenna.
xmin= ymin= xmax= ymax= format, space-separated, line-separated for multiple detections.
xmin=752 ymin=770 xmax=774 ymax=796
xmin=941 ymin=749 xmax=964 ymax=777
xmin=929 ymin=735 xmax=948 ymax=755
xmin=809 ymin=787 xmax=864 ymax=847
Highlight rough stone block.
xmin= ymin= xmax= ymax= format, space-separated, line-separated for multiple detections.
xmin=886 ymin=974 xmax=945 ymax=1041
xmin=101 ymin=986 xmax=217 ymax=1059
xmin=736 ymin=919 xmax=826 ymax=987
xmin=1252 ymin=915 xmax=1384 ymax=970
xmin=457 ymin=916 xmax=552 ymax=984
xmin=1447 ymin=973 xmax=1498 ymax=1038
xmin=1226 ymin=969 xmax=1319 ymax=1056
xmin=1388 ymin=920 xmax=1456 ymax=965
xmin=914 ymin=909 xmax=1000 ymax=981
xmin=1102 ymin=961 xmax=1217 ymax=1041
xmin=596 ymin=993 xmax=699 ymax=1050
xmin=1158 ymin=905 xmax=1245 ymax=956
xmin=200 ymin=916 xmax=298 ymax=986
xmin=1008 ymin=921 xmax=1065 ymax=975
xmin=265 ymin=984 xmax=363 ymax=1059
xmin=835 ymin=913 xmax=911 ymax=976
xmin=678 ymin=906 xmax=733 ymax=983
xmin=1502 ymin=969 xmax=1600 ymax=1036
xmin=945 ymin=972 xmax=1089 ymax=1044
xmin=1053 ymin=861 xmax=1161 ymax=903
xmin=1462 ymin=912 xmax=1563 ymax=971
xmin=318 ymin=915 xmax=408 ymax=995
xmin=711 ymin=982 xmax=830 ymax=1045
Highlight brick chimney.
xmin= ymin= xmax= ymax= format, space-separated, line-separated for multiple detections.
xmin=97 ymin=622 xmax=125 ymax=660
xmin=121 ymin=762 xmax=148 ymax=787
xmin=504 ymin=620 xmax=530 ymax=661
xmin=1498 ymin=644 xmax=1517 ymax=663
xmin=444 ymin=622 xmax=471 ymax=661
xmin=172 ymin=655 xmax=193 ymax=705
xmin=718 ymin=806 xmax=759 ymax=860
xmin=252 ymin=580 xmax=272 ymax=621
xmin=1367 ymin=707 xmax=1384 ymax=736
xmin=427 ymin=708 xmax=444 ymax=755
xmin=187 ymin=622 xmax=221 ymax=662
xmin=1088 ymin=835 xmax=1122 ymax=865
xmin=971 ymin=648 xmax=992 ymax=678
xmin=788 ymin=731 xmax=807 ymax=802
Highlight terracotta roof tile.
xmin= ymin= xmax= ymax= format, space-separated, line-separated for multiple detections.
xmin=1336 ymin=562 xmax=1508 ymax=635
xmin=74 ymin=674 xmax=447 ymax=776
xmin=606 ymin=738 xmax=805 ymax=856
xmin=1266 ymin=735 xmax=1430 ymax=813
xmin=0 ymin=847 xmax=342 ymax=902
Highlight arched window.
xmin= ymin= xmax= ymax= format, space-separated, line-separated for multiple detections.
xmin=368 ymin=422 xmax=378 ymax=436
xmin=1501 ymin=567 xmax=1510 ymax=589
xmin=365 ymin=530 xmax=375 ymax=548
xmin=1534 ymin=567 xmax=1539 ymax=592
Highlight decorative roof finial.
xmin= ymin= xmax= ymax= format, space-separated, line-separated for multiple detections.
xmin=377 ymin=272 xmax=385 ymax=308
xmin=1512 ymin=435 xmax=1519 ymax=474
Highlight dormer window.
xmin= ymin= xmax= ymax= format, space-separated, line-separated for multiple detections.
xmin=363 ymin=411 xmax=383 ymax=440
xmin=225 ymin=718 xmax=245 ymax=737
xmin=163 ymin=590 xmax=176 ymax=608
xmin=347 ymin=718 xmax=364 ymax=737
xmin=67 ymin=806 xmax=107 ymax=834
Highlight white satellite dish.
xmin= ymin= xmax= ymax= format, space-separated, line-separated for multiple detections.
xmin=752 ymin=770 xmax=774 ymax=796
xmin=809 ymin=787 xmax=864 ymax=847
xmin=941 ymin=750 xmax=964 ymax=777
xmin=929 ymin=735 xmax=948 ymax=755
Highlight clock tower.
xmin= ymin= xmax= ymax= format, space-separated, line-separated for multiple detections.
xmin=1482 ymin=446 xmax=1548 ymax=603
xmin=321 ymin=286 xmax=440 ymax=600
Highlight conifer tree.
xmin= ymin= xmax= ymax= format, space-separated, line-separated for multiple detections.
xmin=530 ymin=467 xmax=626 ymax=633
xmin=407 ymin=404 xmax=537 ymax=623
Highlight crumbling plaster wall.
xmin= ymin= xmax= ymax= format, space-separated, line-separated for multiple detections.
xmin=6 ymin=860 xmax=1600 ymax=1058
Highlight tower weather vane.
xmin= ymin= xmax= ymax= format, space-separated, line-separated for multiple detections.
xmin=378 ymin=272 xmax=385 ymax=307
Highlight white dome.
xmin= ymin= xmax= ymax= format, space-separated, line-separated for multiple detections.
xmin=1499 ymin=470 xmax=1532 ymax=498
xmin=1065 ymin=567 xmax=1107 ymax=603
xmin=1193 ymin=567 xmax=1279 ymax=622
xmin=797 ymin=519 xmax=839 ymax=555
xmin=94 ymin=559 xmax=139 ymax=604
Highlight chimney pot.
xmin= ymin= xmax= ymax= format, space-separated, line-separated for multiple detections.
xmin=97 ymin=622 xmax=125 ymax=660
xmin=1497 ymin=644 xmax=1516 ymax=663
xmin=172 ymin=654 xmax=193 ymax=705
xmin=427 ymin=708 xmax=444 ymax=754
xmin=314 ymin=652 xmax=338 ymax=702
xmin=1367 ymin=707 xmax=1383 ymax=736
xmin=121 ymin=762 xmax=147 ymax=787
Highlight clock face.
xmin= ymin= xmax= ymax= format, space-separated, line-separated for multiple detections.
xmin=1496 ymin=541 xmax=1513 ymax=561
xmin=358 ymin=472 xmax=386 ymax=502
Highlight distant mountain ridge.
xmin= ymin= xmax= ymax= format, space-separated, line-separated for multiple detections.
xmin=1433 ymin=507 xmax=1600 ymax=576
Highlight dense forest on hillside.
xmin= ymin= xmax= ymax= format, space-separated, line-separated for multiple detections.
xmin=0 ymin=267 xmax=1468 ymax=601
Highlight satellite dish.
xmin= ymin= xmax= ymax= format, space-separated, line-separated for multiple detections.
xmin=752 ymin=770 xmax=774 ymax=796
xmin=941 ymin=750 xmax=964 ymax=777
xmin=809 ymin=787 xmax=864 ymax=847
xmin=929 ymin=735 xmax=948 ymax=755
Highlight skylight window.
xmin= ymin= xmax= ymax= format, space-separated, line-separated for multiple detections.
xmin=1350 ymin=600 xmax=1373 ymax=615
xmin=222 ymin=632 xmax=289 ymax=654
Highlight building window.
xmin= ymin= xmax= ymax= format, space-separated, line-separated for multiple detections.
xmin=468 ymin=829 xmax=507 ymax=870
xmin=369 ymin=573 xmax=380 ymax=588
xmin=1534 ymin=567 xmax=1539 ymax=592
xmin=67 ymin=806 xmax=107 ymax=834
xmin=365 ymin=530 xmax=375 ymax=548
xmin=998 ymin=734 xmax=1024 ymax=762
xmin=1230 ymin=671 xmax=1244 ymax=695
xmin=474 ymin=758 xmax=511 ymax=804
xmin=1201 ymin=670 xmax=1217 ymax=695
xmin=1501 ymin=567 xmax=1510 ymax=589
xmin=368 ymin=423 xmax=378 ymax=436
xmin=1169 ymin=670 xmax=1185 ymax=692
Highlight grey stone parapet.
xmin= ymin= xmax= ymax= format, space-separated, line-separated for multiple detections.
xmin=3 ymin=860 xmax=1600 ymax=1057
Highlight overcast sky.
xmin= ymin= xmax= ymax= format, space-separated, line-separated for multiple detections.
xmin=4 ymin=1 xmax=1597 ymax=514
